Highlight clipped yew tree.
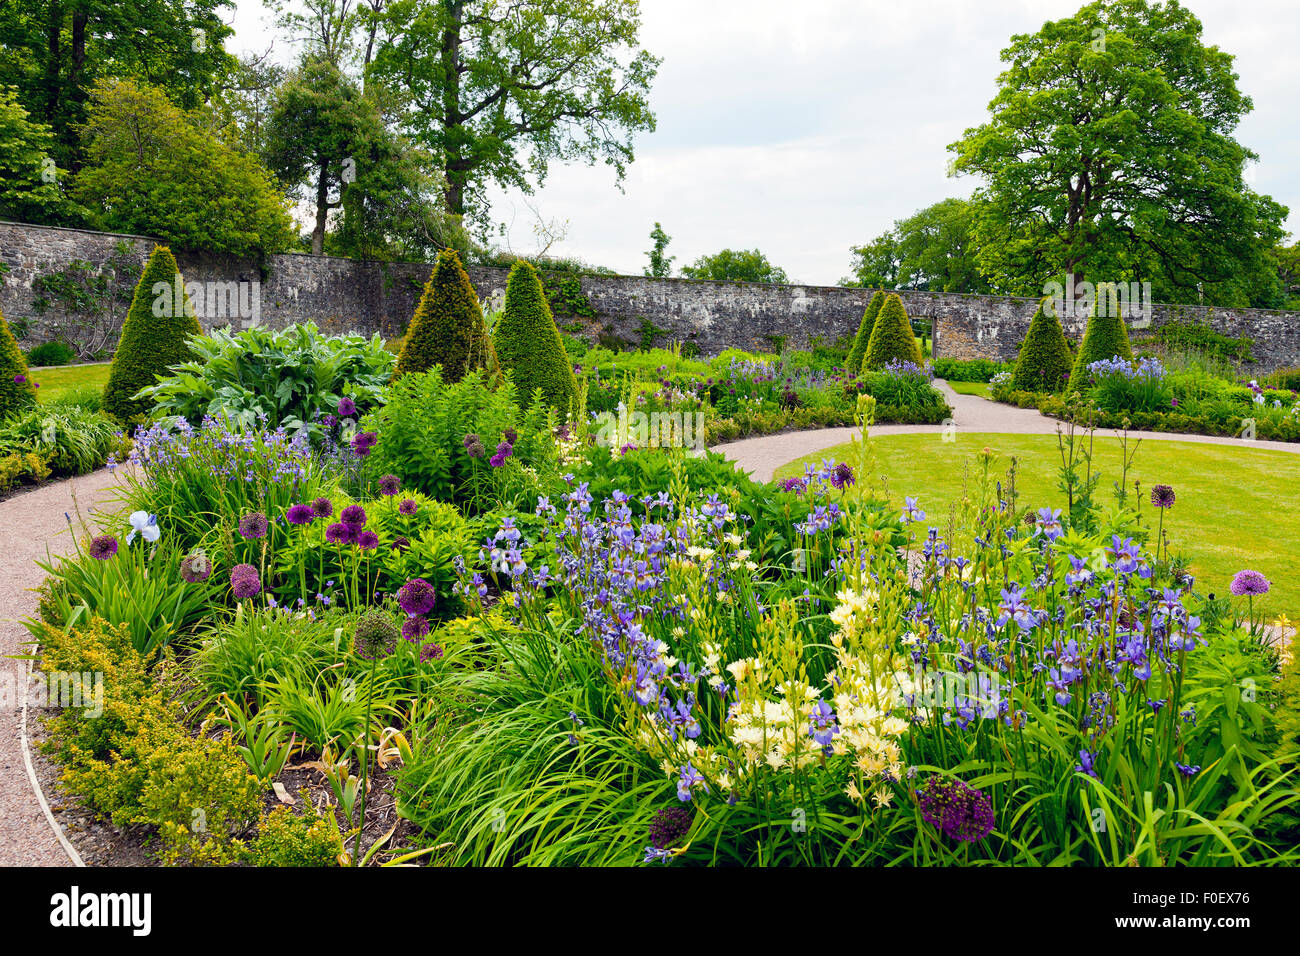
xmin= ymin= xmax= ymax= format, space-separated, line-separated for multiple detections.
xmin=494 ymin=260 xmax=577 ymax=420
xmin=1069 ymin=300 xmax=1133 ymax=392
xmin=1012 ymin=298 xmax=1074 ymax=392
xmin=0 ymin=310 xmax=37 ymax=417
xmin=394 ymin=248 xmax=493 ymax=382
xmin=862 ymin=292 xmax=923 ymax=371
xmin=845 ymin=290 xmax=884 ymax=375
xmin=103 ymin=245 xmax=202 ymax=423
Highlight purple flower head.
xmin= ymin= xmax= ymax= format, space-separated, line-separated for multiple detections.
xmin=503 ymin=427 xmax=518 ymax=445
xmin=397 ymin=577 xmax=437 ymax=616
xmin=378 ymin=474 xmax=401 ymax=496
xmin=465 ymin=438 xmax=485 ymax=459
xmin=391 ymin=535 xmax=411 ymax=552
xmin=462 ymin=433 xmax=480 ymax=450
xmin=238 ymin=512 xmax=269 ymax=539
xmin=353 ymin=610 xmax=397 ymax=660
xmin=1150 ymin=484 xmax=1175 ymax=509
xmin=325 ymin=522 xmax=355 ymax=545
xmin=356 ymin=529 xmax=380 ymax=550
xmin=285 ymin=503 xmax=315 ymax=526
xmin=14 ymin=374 xmax=26 ymax=385
xmin=917 ymin=776 xmax=995 ymax=843
xmin=420 ymin=642 xmax=444 ymax=662
xmin=230 ymin=563 xmax=261 ymax=599
xmin=401 ymin=614 xmax=431 ymax=643
xmin=1230 ymin=569 xmax=1270 ymax=596
xmin=180 ymin=551 xmax=212 ymax=583
xmin=829 ymin=462 xmax=855 ymax=491
xmin=340 ymin=504 xmax=367 ymax=528
xmin=647 ymin=806 xmax=693 ymax=850
xmin=337 ymin=396 xmax=358 ymax=418
xmin=351 ymin=431 xmax=378 ymax=457
xmin=89 ymin=535 xmax=118 ymax=560
xmin=398 ymin=498 xmax=418 ymax=517
xmin=312 ymin=497 xmax=334 ymax=518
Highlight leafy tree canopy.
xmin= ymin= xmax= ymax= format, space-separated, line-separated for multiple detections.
xmin=681 ymin=248 xmax=789 ymax=285
xmin=844 ymin=198 xmax=991 ymax=293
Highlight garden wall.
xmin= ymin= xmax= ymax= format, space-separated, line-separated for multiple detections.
xmin=3 ymin=220 xmax=1299 ymax=371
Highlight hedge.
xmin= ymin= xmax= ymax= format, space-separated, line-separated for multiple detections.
xmin=862 ymin=293 xmax=923 ymax=371
xmin=845 ymin=291 xmax=884 ymax=375
xmin=1012 ymin=299 xmax=1074 ymax=393
xmin=394 ymin=248 xmax=494 ymax=383
xmin=493 ymin=261 xmax=577 ymax=420
xmin=103 ymin=245 xmax=201 ymax=423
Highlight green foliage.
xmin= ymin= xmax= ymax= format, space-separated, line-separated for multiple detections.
xmin=949 ymin=0 xmax=1286 ymax=306
xmin=102 ymin=245 xmax=202 ymax=423
xmin=74 ymin=78 xmax=293 ymax=255
xmin=27 ymin=341 xmax=75 ymax=367
xmin=844 ymin=291 xmax=884 ymax=375
xmin=932 ymin=357 xmax=1008 ymax=383
xmin=644 ymin=222 xmax=674 ymax=277
xmin=140 ymin=323 xmax=395 ymax=440
xmin=1012 ymin=300 xmax=1074 ymax=392
xmin=1275 ymin=639 xmax=1300 ymax=767
xmin=250 ymin=802 xmax=343 ymax=867
xmin=844 ymin=198 xmax=991 ymax=293
xmin=395 ymin=250 xmax=494 ymax=382
xmin=29 ymin=242 xmax=141 ymax=361
xmin=1069 ymin=305 xmax=1133 ymax=392
xmin=0 ymin=85 xmax=83 ymax=226
xmin=862 ymin=293 xmax=923 ymax=371
xmin=0 ymin=309 xmax=37 ymax=417
xmin=1152 ymin=320 xmax=1255 ymax=365
xmin=540 ymin=271 xmax=597 ymax=320
xmin=0 ymin=404 xmax=117 ymax=476
xmin=680 ymin=248 xmax=789 ymax=284
xmin=494 ymin=261 xmax=578 ymax=420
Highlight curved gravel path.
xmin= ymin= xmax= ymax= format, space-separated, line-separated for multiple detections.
xmin=713 ymin=381 xmax=1300 ymax=483
xmin=0 ymin=468 xmax=125 ymax=866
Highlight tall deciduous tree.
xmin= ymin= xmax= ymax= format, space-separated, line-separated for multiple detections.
xmin=644 ymin=222 xmax=674 ymax=278
xmin=368 ymin=0 xmax=659 ymax=220
xmin=0 ymin=85 xmax=83 ymax=225
xmin=948 ymin=0 xmax=1287 ymax=308
xmin=680 ymin=248 xmax=789 ymax=285
xmin=845 ymin=198 xmax=991 ymax=293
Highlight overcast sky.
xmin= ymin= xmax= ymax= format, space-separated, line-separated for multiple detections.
xmin=228 ymin=0 xmax=1300 ymax=285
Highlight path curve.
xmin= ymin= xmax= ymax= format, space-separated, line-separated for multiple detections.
xmin=0 ymin=468 xmax=125 ymax=866
xmin=712 ymin=381 xmax=1300 ymax=483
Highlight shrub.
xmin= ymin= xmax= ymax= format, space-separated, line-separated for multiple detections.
xmin=1153 ymin=320 xmax=1255 ymax=364
xmin=1069 ymin=303 xmax=1133 ymax=393
xmin=394 ymin=249 xmax=495 ymax=383
xmin=250 ymin=802 xmax=343 ymax=867
xmin=862 ymin=293 xmax=923 ymax=371
xmin=102 ymin=246 xmax=202 ymax=423
xmin=0 ymin=405 xmax=117 ymax=476
xmin=844 ymin=291 xmax=884 ymax=374
xmin=0 ymin=451 xmax=50 ymax=491
xmin=0 ymin=309 xmax=37 ymax=418
xmin=931 ymin=358 xmax=1006 ymax=383
xmin=1083 ymin=356 xmax=1173 ymax=414
xmin=494 ymin=261 xmax=577 ymax=420
xmin=27 ymin=341 xmax=75 ymax=367
xmin=857 ymin=360 xmax=949 ymax=417
xmin=1012 ymin=299 xmax=1074 ymax=392
xmin=137 ymin=323 xmax=394 ymax=441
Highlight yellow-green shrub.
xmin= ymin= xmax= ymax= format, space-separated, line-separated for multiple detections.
xmin=250 ymin=800 xmax=344 ymax=867
xmin=0 ymin=309 xmax=37 ymax=417
xmin=845 ymin=291 xmax=884 ymax=374
xmin=494 ymin=260 xmax=577 ymax=420
xmin=394 ymin=249 xmax=495 ymax=383
xmin=862 ymin=293 xmax=923 ymax=371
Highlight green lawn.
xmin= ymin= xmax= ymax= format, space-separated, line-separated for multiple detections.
xmin=946 ymin=380 xmax=991 ymax=398
xmin=777 ymin=432 xmax=1300 ymax=616
xmin=30 ymin=362 xmax=111 ymax=404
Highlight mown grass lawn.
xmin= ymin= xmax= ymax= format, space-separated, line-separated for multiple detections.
xmin=31 ymin=362 xmax=111 ymax=404
xmin=777 ymin=431 xmax=1300 ymax=616
xmin=946 ymin=380 xmax=991 ymax=398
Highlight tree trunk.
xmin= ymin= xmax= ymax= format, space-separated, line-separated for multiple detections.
xmin=313 ymin=159 xmax=329 ymax=255
xmin=440 ymin=1 xmax=467 ymax=217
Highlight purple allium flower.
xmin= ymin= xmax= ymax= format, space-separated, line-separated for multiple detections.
xmin=780 ymin=476 xmax=806 ymax=495
xmin=496 ymin=440 xmax=513 ymax=459
xmin=89 ymin=535 xmax=118 ymax=560
xmin=340 ymin=504 xmax=367 ymax=528
xmin=397 ymin=577 xmax=437 ymax=616
xmin=351 ymin=431 xmax=378 ymax=457
xmin=489 ymin=451 xmax=506 ymax=467
xmin=337 ymin=396 xmax=358 ymax=417
xmin=917 ymin=776 xmax=995 ymax=843
xmin=378 ymin=474 xmax=401 ymax=496
xmin=1230 ymin=569 xmax=1270 ymax=596
xmin=285 ymin=503 xmax=315 ymax=525
xmin=312 ymin=497 xmax=334 ymax=518
xmin=356 ymin=529 xmax=380 ymax=550
xmin=419 ymin=642 xmax=444 ymax=662
xmin=398 ymin=498 xmax=418 ymax=517
xmin=238 ymin=512 xmax=269 ymax=539
xmin=325 ymin=522 xmax=354 ymax=545
xmin=180 ymin=552 xmax=211 ymax=583
xmin=1150 ymin=484 xmax=1175 ymax=509
xmin=829 ymin=462 xmax=855 ymax=490
xmin=14 ymin=374 xmax=26 ymax=385
xmin=466 ymin=439 xmax=485 ymax=460
xmin=230 ymin=563 xmax=261 ymax=599
xmin=462 ymin=433 xmax=480 ymax=450
xmin=503 ymin=427 xmax=518 ymax=445
xmin=390 ymin=535 xmax=411 ymax=552
xmin=647 ymin=806 xmax=693 ymax=850
xmin=401 ymin=614 xmax=430 ymax=643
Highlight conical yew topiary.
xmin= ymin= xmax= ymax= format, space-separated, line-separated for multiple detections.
xmin=493 ymin=261 xmax=577 ymax=420
xmin=1012 ymin=298 xmax=1074 ymax=393
xmin=0 ymin=310 xmax=37 ymax=418
xmin=862 ymin=292 xmax=923 ymax=371
xmin=1069 ymin=300 xmax=1133 ymax=393
xmin=103 ymin=245 xmax=202 ymax=423
xmin=845 ymin=290 xmax=884 ymax=376
xmin=394 ymin=248 xmax=494 ymax=383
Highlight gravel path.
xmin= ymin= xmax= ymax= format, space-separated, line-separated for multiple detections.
xmin=0 ymin=468 xmax=124 ymax=867
xmin=713 ymin=381 xmax=1300 ymax=483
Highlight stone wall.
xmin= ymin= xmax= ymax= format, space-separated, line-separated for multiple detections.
xmin=3 ymin=220 xmax=1298 ymax=371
